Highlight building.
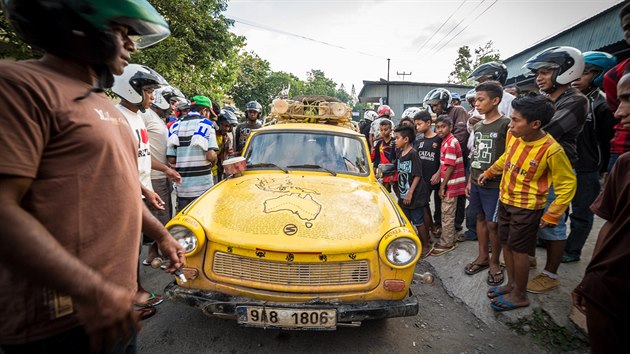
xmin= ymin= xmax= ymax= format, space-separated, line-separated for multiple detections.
xmin=358 ymin=79 xmax=474 ymax=123
xmin=504 ymin=1 xmax=628 ymax=91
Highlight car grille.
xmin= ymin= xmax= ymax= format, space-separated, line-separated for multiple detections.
xmin=212 ymin=252 xmax=370 ymax=286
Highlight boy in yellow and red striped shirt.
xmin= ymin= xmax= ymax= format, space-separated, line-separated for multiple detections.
xmin=479 ymin=95 xmax=576 ymax=311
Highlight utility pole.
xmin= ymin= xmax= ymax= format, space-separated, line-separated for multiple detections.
xmin=397 ymin=71 xmax=412 ymax=81
xmin=386 ymin=58 xmax=390 ymax=105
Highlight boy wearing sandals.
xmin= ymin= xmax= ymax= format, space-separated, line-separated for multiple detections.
xmin=479 ymin=96 xmax=576 ymax=311
xmin=464 ymin=81 xmax=510 ymax=286
xmin=393 ymin=126 xmax=431 ymax=257
xmin=433 ymin=116 xmax=466 ymax=256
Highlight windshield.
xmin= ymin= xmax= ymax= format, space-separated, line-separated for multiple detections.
xmin=244 ymin=131 xmax=370 ymax=175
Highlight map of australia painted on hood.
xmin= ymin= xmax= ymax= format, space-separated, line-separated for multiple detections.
xmin=254 ymin=177 xmax=321 ymax=227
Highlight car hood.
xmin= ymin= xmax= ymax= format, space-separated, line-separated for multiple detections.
xmin=185 ymin=173 xmax=405 ymax=253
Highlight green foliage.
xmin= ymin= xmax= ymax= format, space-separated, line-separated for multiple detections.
xmin=0 ymin=8 xmax=42 ymax=59
xmin=507 ymin=308 xmax=588 ymax=353
xmin=228 ymin=51 xmax=271 ymax=110
xmin=447 ymin=40 xmax=501 ymax=85
xmin=133 ymin=0 xmax=245 ymax=99
xmin=303 ymin=69 xmax=337 ymax=97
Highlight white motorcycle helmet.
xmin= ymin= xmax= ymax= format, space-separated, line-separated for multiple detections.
xmin=152 ymin=85 xmax=185 ymax=110
xmin=112 ymin=63 xmax=167 ymax=106
xmin=402 ymin=107 xmax=422 ymax=120
xmin=363 ymin=110 xmax=378 ymax=121
xmin=522 ymin=46 xmax=584 ymax=89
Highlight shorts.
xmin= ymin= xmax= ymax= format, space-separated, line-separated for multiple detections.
xmin=497 ymin=202 xmax=544 ymax=254
xmin=401 ymin=206 xmax=424 ymax=226
xmin=468 ymin=184 xmax=500 ymax=222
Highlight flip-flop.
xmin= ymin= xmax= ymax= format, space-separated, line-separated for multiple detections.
xmin=134 ymin=292 xmax=164 ymax=308
xmin=464 ymin=262 xmax=489 ymax=275
xmin=136 ymin=306 xmax=157 ymax=320
xmin=430 ymin=243 xmax=459 ymax=257
xmin=420 ymin=244 xmax=435 ymax=259
xmin=490 ymin=295 xmax=529 ymax=312
xmin=486 ymin=267 xmax=505 ymax=286
xmin=141 ymin=259 xmax=151 ymax=266
xmin=487 ymin=286 xmax=510 ymax=299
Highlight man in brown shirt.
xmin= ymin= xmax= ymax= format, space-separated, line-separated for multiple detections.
xmin=0 ymin=1 xmax=184 ymax=353
xmin=572 ymin=74 xmax=630 ymax=354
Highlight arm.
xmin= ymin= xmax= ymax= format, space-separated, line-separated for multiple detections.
xmin=0 ymin=176 xmax=139 ymax=351
xmin=141 ymin=204 xmax=185 ymax=273
xmin=141 ymin=184 xmax=165 ymax=210
xmin=540 ymin=148 xmax=577 ymax=225
xmin=151 ymin=158 xmax=181 ymax=184
xmin=440 ymin=165 xmax=454 ymax=199
xmin=403 ymin=176 xmax=421 ymax=206
xmin=451 ymin=108 xmax=470 ymax=147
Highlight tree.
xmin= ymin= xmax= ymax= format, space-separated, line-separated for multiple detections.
xmin=0 ymin=1 xmax=246 ymax=100
xmin=335 ymin=83 xmax=352 ymax=105
xmin=0 ymin=8 xmax=42 ymax=60
xmin=228 ymin=51 xmax=271 ymax=110
xmin=304 ymin=69 xmax=337 ymax=97
xmin=134 ymin=0 xmax=245 ymax=99
xmin=447 ymin=41 xmax=501 ymax=85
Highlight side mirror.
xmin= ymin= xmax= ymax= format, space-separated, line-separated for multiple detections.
xmin=375 ymin=166 xmax=383 ymax=179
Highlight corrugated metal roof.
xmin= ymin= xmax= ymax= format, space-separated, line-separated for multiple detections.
xmin=504 ymin=1 xmax=626 ymax=82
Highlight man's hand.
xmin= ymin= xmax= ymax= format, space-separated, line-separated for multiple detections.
xmin=478 ymin=173 xmax=490 ymax=186
xmin=75 ymin=280 xmax=140 ymax=354
xmin=156 ymin=235 xmax=186 ymax=273
xmin=465 ymin=180 xmax=472 ymax=197
xmin=439 ymin=186 xmax=446 ymax=199
xmin=164 ymin=168 xmax=182 ymax=184
xmin=403 ymin=194 xmax=412 ymax=206
xmin=572 ymin=289 xmax=587 ymax=315
xmin=206 ymin=150 xmax=218 ymax=165
xmin=144 ymin=190 xmax=165 ymax=210
xmin=430 ymin=171 xmax=440 ymax=185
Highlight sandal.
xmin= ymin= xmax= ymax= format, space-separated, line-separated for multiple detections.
xmin=136 ymin=306 xmax=157 ymax=320
xmin=430 ymin=243 xmax=458 ymax=257
xmin=464 ymin=262 xmax=489 ymax=275
xmin=134 ymin=292 xmax=164 ymax=308
xmin=421 ymin=244 xmax=435 ymax=259
xmin=490 ymin=295 xmax=529 ymax=312
xmin=486 ymin=267 xmax=505 ymax=286
xmin=487 ymin=286 xmax=511 ymax=299
xmin=456 ymin=233 xmax=466 ymax=242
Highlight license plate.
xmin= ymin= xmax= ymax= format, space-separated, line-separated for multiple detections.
xmin=236 ymin=306 xmax=337 ymax=329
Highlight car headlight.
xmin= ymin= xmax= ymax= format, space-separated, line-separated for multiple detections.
xmin=385 ymin=238 xmax=417 ymax=266
xmin=169 ymin=225 xmax=197 ymax=253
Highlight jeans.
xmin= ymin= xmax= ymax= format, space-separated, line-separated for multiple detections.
xmin=565 ymin=171 xmax=601 ymax=258
xmin=537 ymin=186 xmax=568 ymax=241
xmin=177 ymin=196 xmax=197 ymax=212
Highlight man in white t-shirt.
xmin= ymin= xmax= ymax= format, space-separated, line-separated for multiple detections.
xmin=112 ymin=63 xmax=168 ymax=309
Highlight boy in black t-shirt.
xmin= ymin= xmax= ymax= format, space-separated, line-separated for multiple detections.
xmin=394 ymin=125 xmax=431 ymax=257
xmin=413 ymin=110 xmax=442 ymax=240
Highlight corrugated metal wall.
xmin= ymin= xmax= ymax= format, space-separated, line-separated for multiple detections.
xmin=504 ymin=2 xmax=626 ymax=84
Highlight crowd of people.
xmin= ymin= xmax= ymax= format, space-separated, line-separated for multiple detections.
xmin=0 ymin=0 xmax=628 ymax=353
xmin=360 ymin=5 xmax=630 ymax=350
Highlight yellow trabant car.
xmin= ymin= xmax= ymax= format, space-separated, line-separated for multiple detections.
xmin=164 ymin=99 xmax=421 ymax=330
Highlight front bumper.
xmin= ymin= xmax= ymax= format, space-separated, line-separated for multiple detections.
xmin=164 ymin=282 xmax=418 ymax=326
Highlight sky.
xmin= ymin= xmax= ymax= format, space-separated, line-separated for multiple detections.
xmin=225 ymin=0 xmax=622 ymax=94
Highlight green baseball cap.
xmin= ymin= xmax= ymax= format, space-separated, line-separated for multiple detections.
xmin=190 ymin=95 xmax=212 ymax=109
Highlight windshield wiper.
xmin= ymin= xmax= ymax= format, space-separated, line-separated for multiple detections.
xmin=286 ymin=164 xmax=337 ymax=176
xmin=246 ymin=163 xmax=288 ymax=173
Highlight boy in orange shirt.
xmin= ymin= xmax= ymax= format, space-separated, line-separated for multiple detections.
xmin=479 ymin=95 xmax=576 ymax=311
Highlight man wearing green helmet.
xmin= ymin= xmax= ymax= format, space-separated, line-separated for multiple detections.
xmin=0 ymin=1 xmax=184 ymax=353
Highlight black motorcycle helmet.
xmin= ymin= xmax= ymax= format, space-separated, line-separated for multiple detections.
xmin=468 ymin=61 xmax=508 ymax=85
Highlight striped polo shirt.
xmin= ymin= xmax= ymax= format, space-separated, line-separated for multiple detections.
xmin=167 ymin=112 xmax=219 ymax=198
xmin=440 ymin=133 xmax=466 ymax=197
xmin=484 ymin=133 xmax=576 ymax=224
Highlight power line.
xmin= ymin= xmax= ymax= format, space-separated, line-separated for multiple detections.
xmin=433 ymin=0 xmax=499 ymax=54
xmin=229 ymin=16 xmax=386 ymax=59
xmin=415 ymin=0 xmax=467 ymax=55
xmin=426 ymin=0 xmax=486 ymax=54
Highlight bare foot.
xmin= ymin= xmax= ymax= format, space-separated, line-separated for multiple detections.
xmin=487 ymin=284 xmax=513 ymax=298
